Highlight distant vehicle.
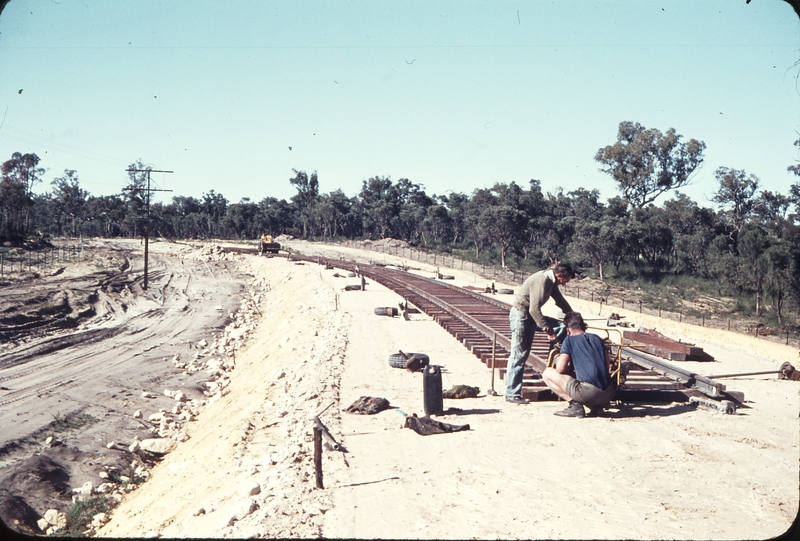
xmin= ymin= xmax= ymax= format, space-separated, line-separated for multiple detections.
xmin=258 ymin=234 xmax=281 ymax=255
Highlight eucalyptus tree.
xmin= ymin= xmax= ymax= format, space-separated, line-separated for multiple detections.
xmin=538 ymin=188 xmax=603 ymax=266
xmin=120 ymin=160 xmax=154 ymax=238
xmin=706 ymin=234 xmax=741 ymax=295
xmin=420 ymin=203 xmax=451 ymax=245
xmin=51 ymin=169 xmax=88 ymax=237
xmin=166 ymin=195 xmax=204 ymax=238
xmin=518 ymin=179 xmax=547 ymax=261
xmin=85 ymin=195 xmax=127 ymax=237
xmin=737 ymin=224 xmax=773 ymax=316
xmin=463 ymin=186 xmax=497 ymax=259
xmin=0 ymin=169 xmax=30 ymax=236
xmin=395 ymin=178 xmax=434 ymax=243
xmin=289 ymin=169 xmax=320 ymax=238
xmin=569 ymin=211 xmax=630 ymax=282
xmin=1 ymin=151 xmax=44 ymax=235
xmin=752 ymin=190 xmax=791 ymax=237
xmin=201 ymin=190 xmax=228 ymax=238
xmin=712 ymin=167 xmax=760 ymax=233
xmin=629 ymin=205 xmax=673 ymax=274
xmin=596 ymin=121 xmax=705 ymax=208
xmin=222 ymin=198 xmax=260 ymax=239
xmin=763 ymin=240 xmax=792 ymax=324
xmin=359 ymin=176 xmax=400 ymax=239
xmin=257 ymin=196 xmax=295 ymax=237
xmin=662 ymin=193 xmax=715 ymax=274
xmin=478 ymin=182 xmax=529 ymax=267
xmin=312 ymin=190 xmax=353 ymax=238
xmin=440 ymin=191 xmax=469 ymax=244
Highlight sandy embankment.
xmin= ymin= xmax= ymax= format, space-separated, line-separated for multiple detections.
xmin=100 ymin=242 xmax=798 ymax=539
xmin=98 ymin=255 xmax=350 ymax=538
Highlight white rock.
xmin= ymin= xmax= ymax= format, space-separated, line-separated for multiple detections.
xmin=37 ymin=518 xmax=49 ymax=532
xmin=174 ymin=390 xmax=188 ymax=402
xmin=99 ymin=471 xmax=108 ymax=479
xmin=79 ymin=482 xmax=93 ymax=496
xmin=129 ymin=440 xmax=140 ymax=453
xmin=164 ymin=389 xmax=175 ymax=398
xmin=143 ymin=531 xmax=161 ymax=538
xmin=96 ymin=483 xmax=115 ymax=494
xmin=133 ymin=410 xmax=142 ymax=419
xmin=139 ymin=438 xmax=176 ymax=455
xmin=148 ymin=412 xmax=165 ymax=423
xmin=198 ymin=339 xmax=208 ymax=348
xmin=44 ymin=509 xmax=67 ymax=529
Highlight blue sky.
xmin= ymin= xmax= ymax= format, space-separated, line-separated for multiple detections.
xmin=0 ymin=1 xmax=798 ymax=209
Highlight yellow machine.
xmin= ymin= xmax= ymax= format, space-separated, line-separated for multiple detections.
xmin=258 ymin=234 xmax=280 ymax=255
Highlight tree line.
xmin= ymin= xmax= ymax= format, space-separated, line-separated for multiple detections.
xmin=2 ymin=121 xmax=799 ymax=325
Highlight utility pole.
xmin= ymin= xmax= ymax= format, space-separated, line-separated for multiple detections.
xmin=124 ymin=168 xmax=173 ymax=290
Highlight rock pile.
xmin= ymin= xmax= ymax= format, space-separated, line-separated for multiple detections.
xmin=98 ymin=253 xmax=351 ymax=538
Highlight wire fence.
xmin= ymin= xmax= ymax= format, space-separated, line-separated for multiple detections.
xmin=0 ymin=244 xmax=92 ymax=279
xmin=338 ymin=239 xmax=800 ymax=351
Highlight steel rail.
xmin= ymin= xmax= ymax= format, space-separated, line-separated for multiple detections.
xmin=618 ymin=346 xmax=726 ymax=397
xmin=267 ymin=251 xmax=741 ymax=404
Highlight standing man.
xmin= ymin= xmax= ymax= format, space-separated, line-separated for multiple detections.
xmin=542 ymin=311 xmax=616 ymax=418
xmin=505 ymin=263 xmax=575 ymax=404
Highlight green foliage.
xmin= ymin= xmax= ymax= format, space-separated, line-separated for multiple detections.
xmin=3 ymin=133 xmax=800 ymax=326
xmin=49 ymin=412 xmax=98 ymax=433
xmin=50 ymin=496 xmax=110 ymax=537
xmin=595 ymin=121 xmax=706 ymax=208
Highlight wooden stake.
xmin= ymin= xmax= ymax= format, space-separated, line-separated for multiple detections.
xmin=313 ymin=427 xmax=323 ymax=489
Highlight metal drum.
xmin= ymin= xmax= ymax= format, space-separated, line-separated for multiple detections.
xmin=423 ymin=364 xmax=443 ymax=416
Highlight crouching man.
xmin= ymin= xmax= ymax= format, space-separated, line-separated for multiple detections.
xmin=542 ymin=311 xmax=616 ymax=418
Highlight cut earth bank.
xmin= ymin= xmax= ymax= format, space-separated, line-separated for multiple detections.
xmin=99 ymin=239 xmax=799 ymax=539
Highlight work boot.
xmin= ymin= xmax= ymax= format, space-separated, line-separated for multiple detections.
xmin=505 ymin=395 xmax=529 ymax=405
xmin=586 ymin=405 xmax=604 ymax=417
xmin=554 ymin=400 xmax=585 ymax=418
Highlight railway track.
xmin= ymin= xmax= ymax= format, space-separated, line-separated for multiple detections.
xmin=278 ymin=251 xmax=744 ymax=410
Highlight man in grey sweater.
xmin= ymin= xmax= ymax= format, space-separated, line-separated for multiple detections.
xmin=505 ymin=263 xmax=575 ymax=404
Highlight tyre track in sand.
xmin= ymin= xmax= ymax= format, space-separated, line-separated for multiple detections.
xmin=0 ymin=248 xmax=245 ymax=447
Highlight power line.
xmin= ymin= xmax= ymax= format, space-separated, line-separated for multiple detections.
xmin=124 ymin=168 xmax=173 ymax=290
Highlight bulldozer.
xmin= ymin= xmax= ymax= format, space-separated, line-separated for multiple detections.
xmin=258 ymin=234 xmax=281 ymax=255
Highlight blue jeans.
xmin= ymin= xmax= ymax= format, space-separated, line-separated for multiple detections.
xmin=505 ymin=308 xmax=566 ymax=398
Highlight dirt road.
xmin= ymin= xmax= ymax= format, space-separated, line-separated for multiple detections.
xmin=0 ymin=239 xmax=249 ymax=534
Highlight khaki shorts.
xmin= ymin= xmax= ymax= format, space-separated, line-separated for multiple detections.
xmin=565 ymin=378 xmax=616 ymax=407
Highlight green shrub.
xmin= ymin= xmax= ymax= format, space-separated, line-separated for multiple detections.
xmin=50 ymin=497 xmax=110 ymax=537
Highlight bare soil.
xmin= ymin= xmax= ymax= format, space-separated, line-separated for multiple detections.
xmin=0 ymin=239 xmax=249 ymax=536
xmin=1 ymin=238 xmax=798 ymax=540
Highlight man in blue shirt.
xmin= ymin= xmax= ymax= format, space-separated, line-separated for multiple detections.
xmin=542 ymin=311 xmax=616 ymax=418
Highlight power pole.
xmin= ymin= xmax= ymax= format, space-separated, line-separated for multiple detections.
xmin=124 ymin=168 xmax=173 ymax=290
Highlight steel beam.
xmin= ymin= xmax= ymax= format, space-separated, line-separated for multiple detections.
xmin=619 ymin=346 xmax=726 ymax=398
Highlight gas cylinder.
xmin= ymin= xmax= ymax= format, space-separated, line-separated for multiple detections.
xmin=423 ymin=364 xmax=443 ymax=416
